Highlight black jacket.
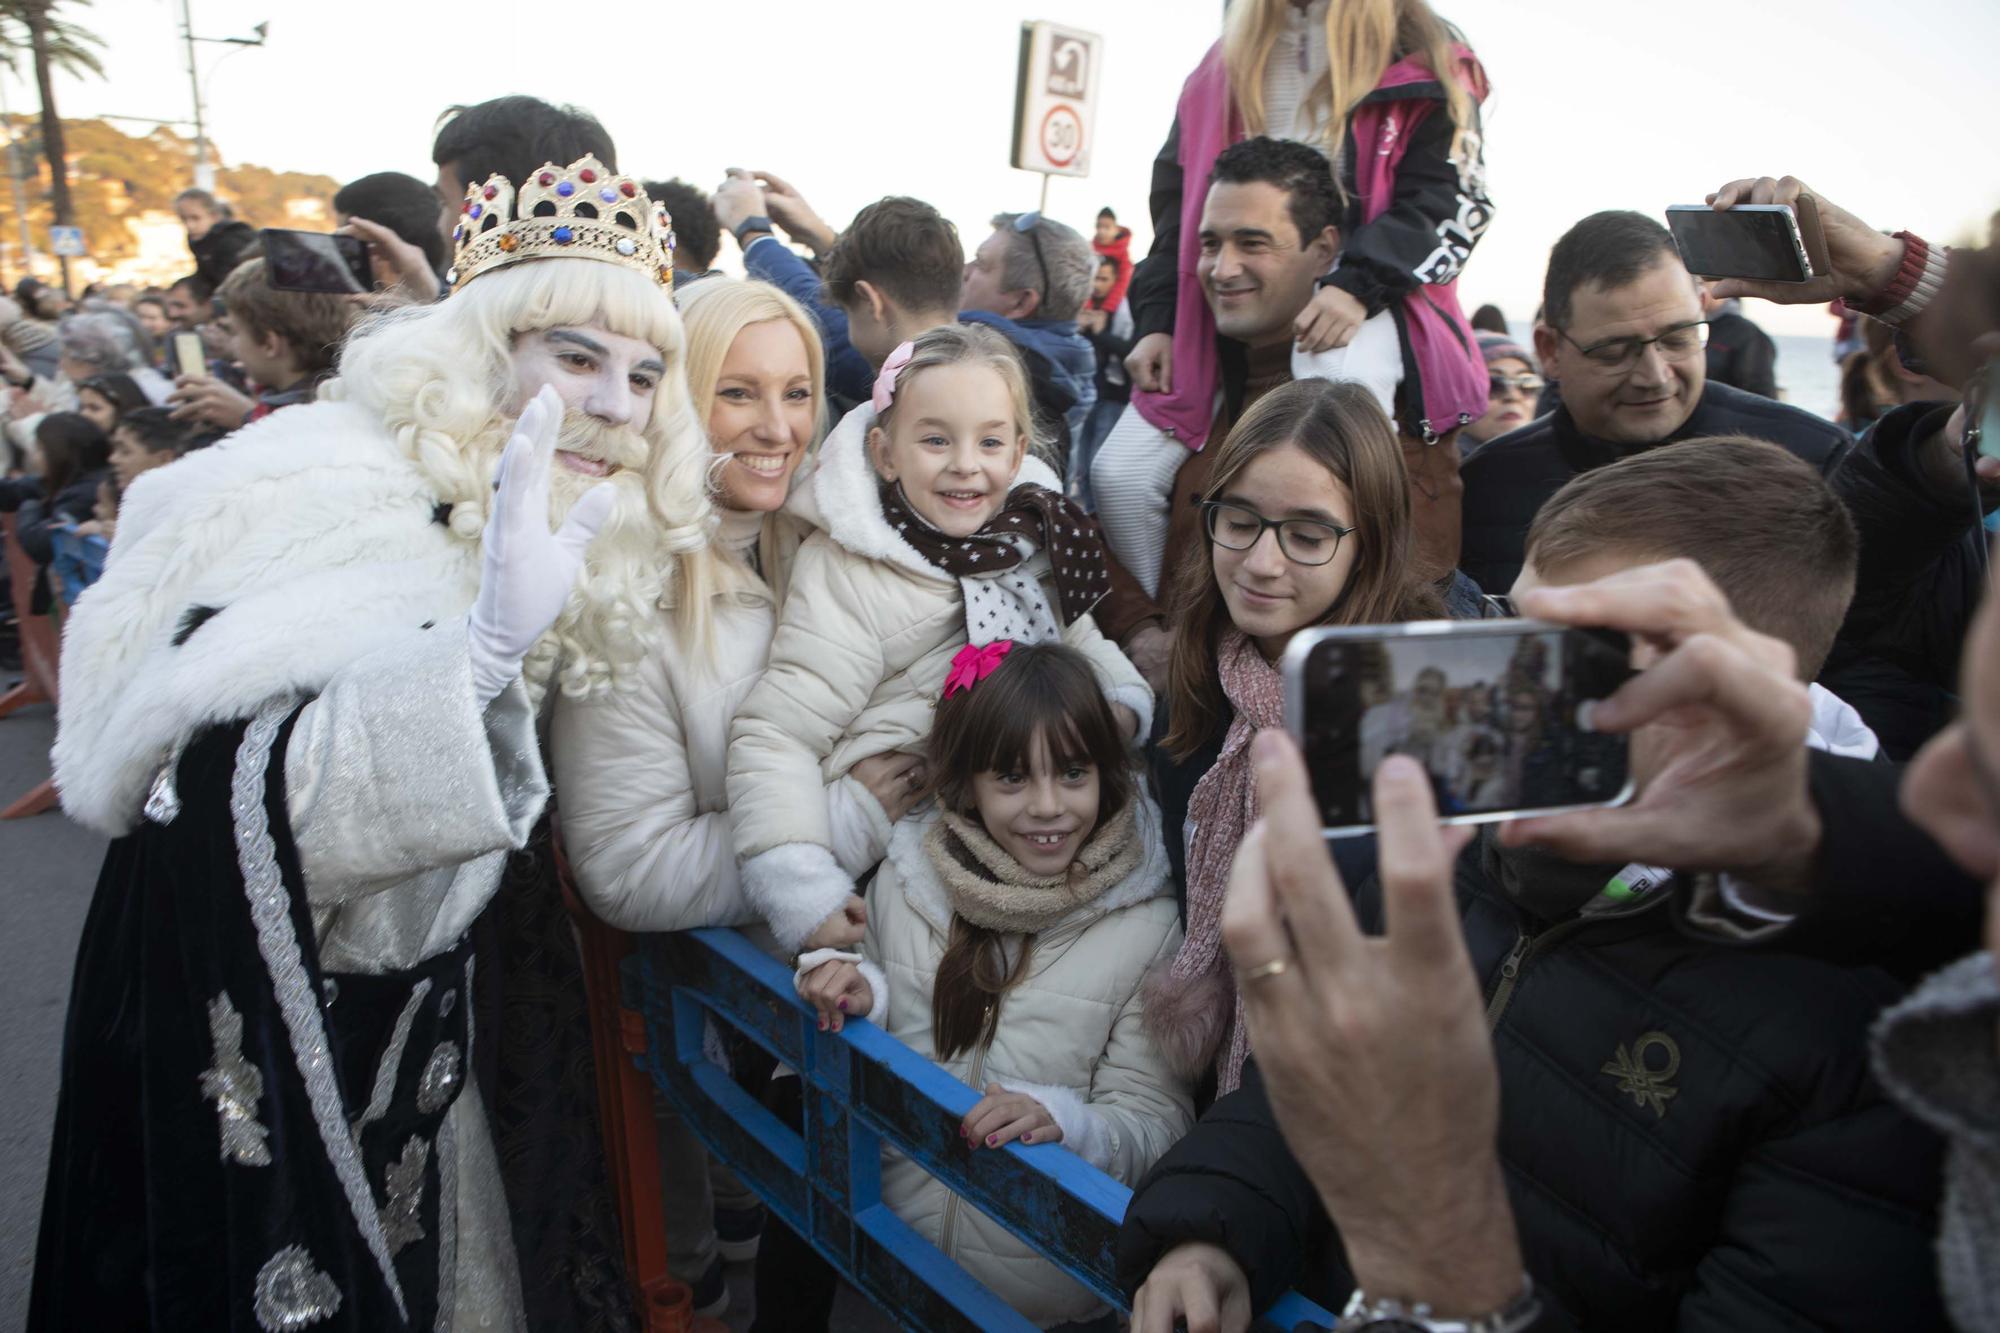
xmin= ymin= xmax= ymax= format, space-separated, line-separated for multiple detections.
xmin=1459 ymin=382 xmax=1852 ymax=596
xmin=189 ymin=219 xmax=260 ymax=290
xmin=1702 ymin=308 xmax=1778 ymax=399
xmin=1116 ymin=843 xmax=1944 ymax=1331
xmin=1818 ymin=401 xmax=1980 ymax=760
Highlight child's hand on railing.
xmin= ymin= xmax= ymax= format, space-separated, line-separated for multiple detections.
xmin=797 ymin=958 xmax=874 ymax=1033
xmin=962 ymin=1085 xmax=1061 ymax=1150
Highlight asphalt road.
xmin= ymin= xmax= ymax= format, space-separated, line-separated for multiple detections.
xmin=0 ymin=701 xmax=102 ymax=1331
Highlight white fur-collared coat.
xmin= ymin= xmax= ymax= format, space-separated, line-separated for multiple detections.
xmin=725 ymin=402 xmax=1153 ymax=953
xmin=53 ymin=399 xmax=543 ymax=1330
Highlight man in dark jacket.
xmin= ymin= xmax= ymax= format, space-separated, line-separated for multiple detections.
xmin=960 ymin=210 xmax=1099 ymax=445
xmin=1119 ymin=829 xmax=1944 ymax=1332
xmin=1820 ymin=398 xmax=1989 ymax=759
xmin=1460 ymin=212 xmax=1848 ymax=596
xmin=1699 ymin=285 xmax=1778 ymax=398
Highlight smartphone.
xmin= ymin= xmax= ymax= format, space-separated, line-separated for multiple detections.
xmin=1665 ymin=204 xmax=1813 ymax=283
xmin=1283 ymin=620 xmax=1636 ymax=837
xmin=171 ymin=331 xmax=207 ymax=380
xmin=1973 ymin=358 xmax=2000 ymax=466
xmin=259 ymin=227 xmax=371 ymax=294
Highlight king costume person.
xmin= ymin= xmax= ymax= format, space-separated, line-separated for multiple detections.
xmin=30 ymin=158 xmax=714 ymax=1332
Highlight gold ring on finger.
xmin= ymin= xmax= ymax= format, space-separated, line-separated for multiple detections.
xmin=1242 ymin=958 xmax=1289 ymax=984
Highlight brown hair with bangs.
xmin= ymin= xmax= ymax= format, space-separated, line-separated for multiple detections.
xmin=923 ymin=641 xmax=1136 ymax=1059
xmin=1163 ymin=378 xmax=1441 ymax=760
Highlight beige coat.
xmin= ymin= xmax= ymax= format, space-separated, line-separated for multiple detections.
xmin=728 ymin=402 xmax=1153 ymax=952
xmin=548 ymin=508 xmax=893 ymax=937
xmin=842 ymin=802 xmax=1191 ymax=1327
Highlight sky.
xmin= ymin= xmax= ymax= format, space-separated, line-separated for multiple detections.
xmin=43 ymin=0 xmax=2000 ymax=338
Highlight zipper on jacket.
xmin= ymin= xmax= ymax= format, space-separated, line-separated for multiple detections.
xmin=1481 ymin=919 xmax=1590 ymax=1031
xmin=938 ymin=1000 xmax=996 ymax=1262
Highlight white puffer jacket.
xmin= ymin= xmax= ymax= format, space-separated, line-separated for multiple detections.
xmin=728 ymin=402 xmax=1153 ymax=952
xmin=855 ymin=801 xmax=1191 ymax=1328
xmin=548 ymin=508 xmax=894 ymax=938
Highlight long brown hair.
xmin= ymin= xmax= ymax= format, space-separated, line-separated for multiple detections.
xmin=924 ymin=642 xmax=1136 ymax=1060
xmin=1224 ymin=0 xmax=1477 ymax=172
xmin=1163 ymin=378 xmax=1440 ymax=760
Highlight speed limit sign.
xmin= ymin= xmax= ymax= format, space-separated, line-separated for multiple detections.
xmin=1039 ymin=103 xmax=1083 ymax=169
xmin=1012 ymin=21 xmax=1101 ymax=179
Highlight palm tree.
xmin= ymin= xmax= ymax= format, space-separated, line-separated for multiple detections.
xmin=0 ymin=1 xmax=104 ymax=285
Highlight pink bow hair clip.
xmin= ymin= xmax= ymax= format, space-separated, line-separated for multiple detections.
xmin=871 ymin=340 xmax=916 ymax=414
xmin=943 ymin=639 xmax=1014 ymax=698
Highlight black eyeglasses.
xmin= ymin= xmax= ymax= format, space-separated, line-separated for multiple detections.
xmin=1557 ymin=320 xmax=1709 ymax=372
xmin=1200 ymin=499 xmax=1354 ymax=567
xmin=1013 ymin=211 xmax=1050 ymax=308
xmin=1488 ymin=372 xmax=1545 ymax=397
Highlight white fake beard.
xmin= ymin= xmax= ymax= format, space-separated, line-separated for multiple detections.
xmin=531 ymin=410 xmax=666 ymax=699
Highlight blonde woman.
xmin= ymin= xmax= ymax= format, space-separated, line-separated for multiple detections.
xmin=1095 ymin=0 xmax=1494 ymax=607
xmin=547 ymin=280 xmax=925 ymax=1315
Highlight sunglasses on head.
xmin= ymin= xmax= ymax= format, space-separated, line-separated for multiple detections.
xmin=1012 ymin=211 xmax=1050 ymax=307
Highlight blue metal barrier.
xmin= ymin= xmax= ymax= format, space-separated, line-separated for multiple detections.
xmin=630 ymin=927 xmax=1336 ymax=1333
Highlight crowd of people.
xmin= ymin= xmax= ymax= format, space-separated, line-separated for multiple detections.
xmin=10 ymin=0 xmax=2000 ymax=1331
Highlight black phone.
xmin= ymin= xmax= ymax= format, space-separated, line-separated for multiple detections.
xmin=260 ymin=228 xmax=371 ymax=294
xmin=1283 ymin=620 xmax=1636 ymax=836
xmin=1664 ymin=205 xmax=1813 ymax=283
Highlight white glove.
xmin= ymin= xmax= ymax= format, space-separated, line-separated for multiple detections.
xmin=466 ymin=385 xmax=617 ymax=703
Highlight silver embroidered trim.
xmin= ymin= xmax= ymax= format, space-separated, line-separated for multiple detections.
xmin=199 ymin=990 xmax=271 ymax=1166
xmin=232 ymin=701 xmax=408 ymax=1321
xmin=382 ymin=1135 xmax=431 ymax=1256
xmin=415 ymin=1040 xmax=463 ymax=1116
xmin=253 ymin=1243 xmax=343 ymax=1331
xmin=354 ymin=979 xmax=432 ymax=1133
xmin=434 ymin=1092 xmax=459 ymax=1333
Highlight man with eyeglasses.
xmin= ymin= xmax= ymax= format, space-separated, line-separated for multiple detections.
xmin=1459 ymin=210 xmax=1849 ymax=597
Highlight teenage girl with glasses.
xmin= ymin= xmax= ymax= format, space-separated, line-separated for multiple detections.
xmin=1141 ymin=377 xmax=1441 ymax=1095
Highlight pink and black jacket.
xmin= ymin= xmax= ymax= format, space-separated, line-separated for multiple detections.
xmin=1126 ymin=41 xmax=1494 ymax=447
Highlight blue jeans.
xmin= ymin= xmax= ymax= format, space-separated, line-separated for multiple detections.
xmin=1069 ymin=395 xmax=1126 ymax=513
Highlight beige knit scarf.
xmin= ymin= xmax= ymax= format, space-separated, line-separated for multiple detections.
xmin=925 ymin=801 xmax=1142 ymax=935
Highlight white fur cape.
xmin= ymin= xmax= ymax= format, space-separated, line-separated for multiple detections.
xmin=54 ymin=401 xmax=482 ymax=836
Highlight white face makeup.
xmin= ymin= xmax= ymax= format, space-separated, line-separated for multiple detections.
xmin=506 ymin=323 xmax=665 ymax=479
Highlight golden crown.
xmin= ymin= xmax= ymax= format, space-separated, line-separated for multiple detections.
xmin=447 ymin=154 xmax=677 ymax=293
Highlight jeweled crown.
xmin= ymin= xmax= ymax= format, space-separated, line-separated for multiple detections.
xmin=447 ymin=154 xmax=677 ymax=293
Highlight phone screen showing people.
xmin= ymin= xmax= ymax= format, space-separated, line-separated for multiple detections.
xmin=1285 ymin=622 xmax=1634 ymax=834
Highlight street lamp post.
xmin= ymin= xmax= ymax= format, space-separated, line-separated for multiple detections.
xmin=178 ymin=2 xmax=267 ymax=191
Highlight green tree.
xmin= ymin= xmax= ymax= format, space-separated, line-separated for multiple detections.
xmin=1 ymin=1 xmax=104 ymax=277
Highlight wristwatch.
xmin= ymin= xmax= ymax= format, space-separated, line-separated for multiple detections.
xmin=1335 ymin=1275 xmax=1542 ymax=1333
xmin=732 ymin=214 xmax=774 ymax=245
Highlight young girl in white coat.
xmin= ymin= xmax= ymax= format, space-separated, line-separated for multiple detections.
xmin=792 ymin=640 xmax=1191 ymax=1331
xmin=727 ymin=324 xmax=1151 ymax=957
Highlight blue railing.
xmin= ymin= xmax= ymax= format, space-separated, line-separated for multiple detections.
xmin=630 ymin=927 xmax=1335 ymax=1333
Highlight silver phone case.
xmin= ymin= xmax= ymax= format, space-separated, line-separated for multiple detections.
xmin=1664 ymin=203 xmax=1813 ymax=282
xmin=1281 ymin=620 xmax=1638 ymax=838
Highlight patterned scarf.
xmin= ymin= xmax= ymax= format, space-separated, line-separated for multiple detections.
xmin=877 ymin=479 xmax=1110 ymax=626
xmin=1169 ymin=630 xmax=1286 ymax=1094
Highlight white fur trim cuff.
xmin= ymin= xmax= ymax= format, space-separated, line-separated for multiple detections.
xmin=741 ymin=843 xmax=859 ymax=954
xmin=792 ymin=949 xmax=888 ymax=1026
xmin=995 ymin=1078 xmax=1117 ymax=1169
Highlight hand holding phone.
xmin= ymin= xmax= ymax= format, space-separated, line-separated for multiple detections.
xmin=1284 ymin=619 xmax=1635 ymax=836
xmin=1665 ymin=204 xmax=1813 ymax=284
xmin=171 ymin=331 xmax=207 ymax=381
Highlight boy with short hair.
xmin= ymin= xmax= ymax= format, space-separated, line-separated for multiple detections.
xmin=1516 ymin=434 xmax=1875 ymax=754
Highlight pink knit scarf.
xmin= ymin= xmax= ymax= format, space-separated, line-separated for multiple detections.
xmin=1171 ymin=630 xmax=1285 ymax=1093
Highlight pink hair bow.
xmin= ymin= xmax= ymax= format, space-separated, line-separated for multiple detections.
xmin=871 ymin=340 xmax=917 ymax=414
xmin=943 ymin=639 xmax=1013 ymax=698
